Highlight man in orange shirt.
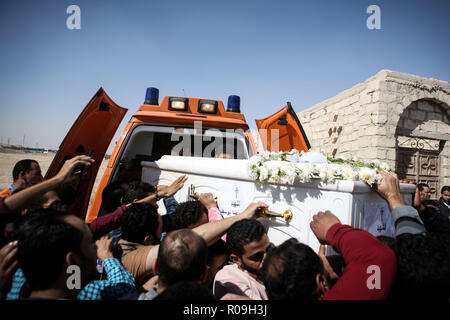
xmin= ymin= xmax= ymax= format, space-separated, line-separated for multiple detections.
xmin=0 ymin=159 xmax=43 ymax=198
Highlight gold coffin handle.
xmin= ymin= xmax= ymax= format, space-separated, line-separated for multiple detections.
xmin=259 ymin=208 xmax=293 ymax=223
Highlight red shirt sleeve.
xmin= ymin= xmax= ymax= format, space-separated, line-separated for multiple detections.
xmin=88 ymin=205 xmax=127 ymax=240
xmin=322 ymin=223 xmax=397 ymax=300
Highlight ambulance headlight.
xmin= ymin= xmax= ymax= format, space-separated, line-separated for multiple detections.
xmin=198 ymin=100 xmax=218 ymax=114
xmin=168 ymin=97 xmax=188 ymax=111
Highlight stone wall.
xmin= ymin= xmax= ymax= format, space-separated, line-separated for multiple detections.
xmin=297 ymin=70 xmax=450 ymax=189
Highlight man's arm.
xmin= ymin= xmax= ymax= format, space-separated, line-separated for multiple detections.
xmin=78 ymin=237 xmax=135 ymax=300
xmin=4 ymin=155 xmax=94 ymax=213
xmin=161 ymin=197 xmax=178 ymax=233
xmin=192 ymin=202 xmax=268 ymax=246
xmin=310 ymin=211 xmax=397 ymax=300
xmin=198 ymin=193 xmax=223 ymax=222
xmin=135 ymin=175 xmax=186 ymax=207
xmin=374 ymin=171 xmax=426 ymax=236
xmin=0 ymin=241 xmax=19 ymax=300
xmin=88 ymin=205 xmax=127 ymax=240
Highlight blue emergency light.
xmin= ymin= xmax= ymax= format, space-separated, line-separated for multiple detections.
xmin=226 ymin=95 xmax=240 ymax=113
xmin=144 ymin=87 xmax=159 ymax=105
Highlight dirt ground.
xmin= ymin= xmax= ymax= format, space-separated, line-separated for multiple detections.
xmin=0 ymin=151 xmax=109 ymax=211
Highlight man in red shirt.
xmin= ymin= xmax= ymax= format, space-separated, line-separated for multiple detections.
xmin=262 ymin=210 xmax=397 ymax=300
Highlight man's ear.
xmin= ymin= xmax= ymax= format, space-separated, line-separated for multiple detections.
xmin=17 ymin=170 xmax=26 ymax=181
xmin=229 ymin=254 xmax=241 ymax=267
xmin=65 ymin=251 xmax=79 ymax=268
xmin=143 ymin=234 xmax=154 ymax=245
xmin=120 ymin=197 xmax=124 ymax=205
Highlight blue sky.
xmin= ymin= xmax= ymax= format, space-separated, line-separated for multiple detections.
xmin=1 ymin=0 xmax=449 ymax=153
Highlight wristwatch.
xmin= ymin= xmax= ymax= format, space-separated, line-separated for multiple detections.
xmin=155 ymin=190 xmax=161 ymax=201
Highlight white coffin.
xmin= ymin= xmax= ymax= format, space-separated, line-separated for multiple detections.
xmin=142 ymin=156 xmax=415 ymax=253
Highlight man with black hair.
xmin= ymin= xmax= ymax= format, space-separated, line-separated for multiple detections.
xmin=54 ymin=183 xmax=77 ymax=212
xmin=262 ymin=238 xmax=323 ymax=300
xmin=13 ymin=209 xmax=96 ymax=299
xmin=388 ymin=232 xmax=450 ymax=299
xmin=123 ymin=181 xmax=156 ymax=205
xmin=173 ymin=201 xmax=209 ymax=229
xmin=118 ymin=203 xmax=162 ymax=288
xmin=174 ymin=193 xmax=224 ymax=230
xmin=10 ymin=208 xmax=135 ymax=300
xmin=102 ymin=181 xmax=127 ymax=213
xmin=0 ymin=159 xmax=43 ymax=198
xmin=438 ymin=185 xmax=450 ymax=217
xmin=213 ymin=219 xmax=271 ymax=300
xmin=418 ymin=183 xmax=431 ymax=201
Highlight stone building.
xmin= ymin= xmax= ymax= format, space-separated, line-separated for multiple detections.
xmin=297 ymin=70 xmax=450 ymax=199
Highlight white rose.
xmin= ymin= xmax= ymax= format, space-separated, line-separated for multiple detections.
xmin=342 ymin=165 xmax=358 ymax=181
xmin=259 ymin=166 xmax=269 ymax=182
xmin=326 ymin=164 xmax=341 ymax=181
xmin=298 ymin=163 xmax=315 ymax=182
xmin=319 ymin=165 xmax=328 ymax=182
xmin=359 ymin=167 xmax=378 ymax=185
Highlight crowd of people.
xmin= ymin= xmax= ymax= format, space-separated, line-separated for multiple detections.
xmin=0 ymin=155 xmax=449 ymax=301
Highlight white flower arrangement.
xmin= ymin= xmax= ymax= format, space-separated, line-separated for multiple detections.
xmin=247 ymin=149 xmax=391 ymax=186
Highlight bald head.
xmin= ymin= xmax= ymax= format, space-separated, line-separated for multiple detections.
xmin=157 ymin=229 xmax=208 ymax=287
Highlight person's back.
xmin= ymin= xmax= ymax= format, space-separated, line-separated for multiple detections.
xmin=153 ymin=281 xmax=215 ymax=300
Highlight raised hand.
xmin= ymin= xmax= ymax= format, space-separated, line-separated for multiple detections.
xmin=55 ymin=155 xmax=95 ymax=184
xmin=0 ymin=241 xmax=19 ymax=300
xmin=373 ymin=171 xmax=405 ymax=211
xmin=157 ymin=175 xmax=188 ymax=198
xmin=95 ymin=236 xmax=114 ymax=261
xmin=310 ymin=210 xmax=341 ymax=244
xmin=241 ymin=202 xmax=269 ymax=220
xmin=198 ymin=193 xmax=217 ymax=210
